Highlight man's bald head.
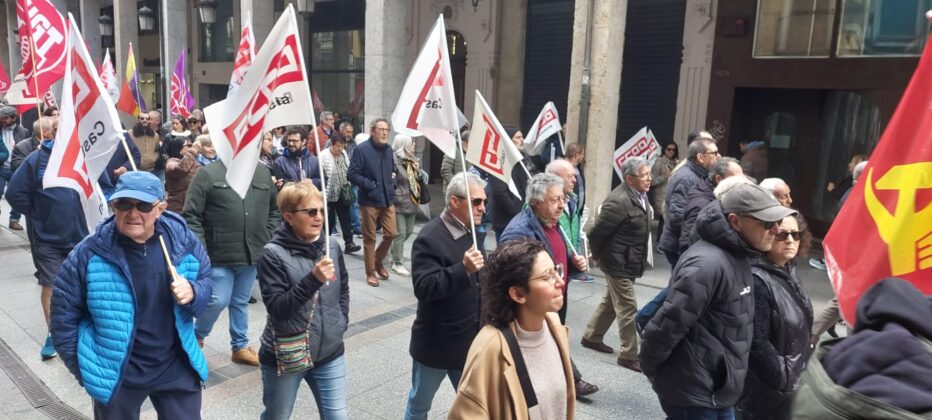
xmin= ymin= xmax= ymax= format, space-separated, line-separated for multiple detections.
xmin=546 ymin=159 xmax=577 ymax=194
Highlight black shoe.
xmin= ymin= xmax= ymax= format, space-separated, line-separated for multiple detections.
xmin=345 ymin=243 xmax=361 ymax=254
xmin=574 ymin=379 xmax=599 ymax=398
xmin=580 ymin=337 xmax=614 ymax=354
xmin=248 ymin=297 xmax=258 ymax=304
xmin=617 ymin=358 xmax=642 ymax=373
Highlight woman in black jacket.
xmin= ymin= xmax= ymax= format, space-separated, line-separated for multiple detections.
xmin=256 ymin=180 xmax=350 ymax=419
xmin=739 ymin=212 xmax=813 ymax=419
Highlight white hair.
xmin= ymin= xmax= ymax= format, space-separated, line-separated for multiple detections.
xmin=445 ymin=172 xmax=487 ymax=204
xmin=759 ymin=177 xmax=788 ymax=193
xmin=525 ymin=173 xmax=564 ymax=204
xmin=852 ymin=161 xmax=868 ymax=183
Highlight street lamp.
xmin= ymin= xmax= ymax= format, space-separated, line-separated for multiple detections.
xmin=98 ymin=14 xmax=113 ymax=37
xmin=138 ymin=5 xmax=155 ymax=32
xmin=295 ymin=0 xmax=316 ymax=14
xmin=196 ymin=0 xmax=217 ymax=25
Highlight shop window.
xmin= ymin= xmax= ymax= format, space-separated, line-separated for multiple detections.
xmin=310 ymin=30 xmax=365 ymax=124
xmin=754 ymin=0 xmax=836 ymax=57
xmin=199 ymin=1 xmax=235 ymax=62
xmin=762 ymin=112 xmax=799 ymax=184
xmin=837 ymin=0 xmax=931 ymax=56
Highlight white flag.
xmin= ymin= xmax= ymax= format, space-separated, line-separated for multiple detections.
xmin=523 ymin=101 xmax=562 ymax=155
xmin=465 ymin=91 xmax=524 ymax=184
xmin=99 ymin=48 xmax=120 ymax=103
xmin=391 ymin=15 xmax=459 ymax=157
xmin=204 ymin=5 xmax=315 ymax=198
xmin=228 ymin=12 xmax=255 ymax=95
xmin=612 ymin=126 xmax=661 ymax=180
xmin=43 ymin=14 xmax=124 ymax=232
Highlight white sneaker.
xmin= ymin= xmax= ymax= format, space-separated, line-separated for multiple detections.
xmin=391 ymin=263 xmax=410 ymax=276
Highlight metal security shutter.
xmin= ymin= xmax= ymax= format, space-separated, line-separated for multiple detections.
xmin=615 ymin=0 xmax=687 ymax=149
xmin=522 ymin=0 xmax=574 ymax=130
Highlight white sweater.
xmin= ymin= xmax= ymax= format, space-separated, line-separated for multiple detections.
xmin=515 ymin=321 xmax=568 ymax=420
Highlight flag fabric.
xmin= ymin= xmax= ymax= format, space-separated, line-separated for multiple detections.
xmin=99 ymin=48 xmax=120 ymax=103
xmin=465 ymin=91 xmax=524 ymax=184
xmin=115 ymin=43 xmax=146 ymax=117
xmin=228 ymin=12 xmax=255 ymax=95
xmin=5 ymin=0 xmax=67 ymax=107
xmin=391 ymin=15 xmax=459 ymax=158
xmin=0 ymin=61 xmax=10 ymax=95
xmin=612 ymin=126 xmax=660 ymax=180
xmin=523 ymin=101 xmax=562 ymax=155
xmin=823 ymin=23 xmax=932 ymax=325
xmin=42 ymin=89 xmax=56 ymax=109
xmin=204 ymin=5 xmax=315 ymax=199
xmin=43 ymin=14 xmax=124 ymax=233
xmin=170 ymin=49 xmax=196 ymax=118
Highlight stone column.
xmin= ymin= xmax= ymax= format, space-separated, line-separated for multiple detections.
xmin=162 ymin=0 xmax=188 ymax=114
xmin=80 ymin=0 xmax=102 ymax=62
xmin=364 ymin=0 xmax=410 ymax=127
xmin=241 ymin=0 xmax=274 ymax=46
xmin=672 ymin=0 xmax=717 ymax=150
xmin=492 ymin=0 xmax=527 ymax=126
xmin=0 ymin=3 xmax=10 ymax=74
xmin=566 ymin=0 xmax=628 ymax=215
xmin=113 ymin=0 xmax=138 ymax=77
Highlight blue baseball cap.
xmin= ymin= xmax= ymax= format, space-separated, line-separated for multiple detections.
xmin=109 ymin=171 xmax=164 ymax=203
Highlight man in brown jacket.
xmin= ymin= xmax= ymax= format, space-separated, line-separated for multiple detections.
xmin=130 ymin=111 xmax=162 ymax=177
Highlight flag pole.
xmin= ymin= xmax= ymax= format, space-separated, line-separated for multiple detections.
xmin=28 ymin=33 xmax=44 ymax=136
xmin=310 ymin=124 xmax=331 ymax=260
xmin=455 ymin=128 xmax=478 ymax=250
xmin=120 ymin=135 xmax=139 ymax=171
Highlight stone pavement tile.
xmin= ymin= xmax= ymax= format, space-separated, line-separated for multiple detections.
xmin=348 ymin=373 xmax=456 ymax=420
xmin=343 ymin=343 xmax=409 ymax=399
xmin=372 ymin=327 xmax=413 ymax=353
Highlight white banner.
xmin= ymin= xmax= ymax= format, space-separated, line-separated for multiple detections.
xmin=228 ymin=12 xmax=255 ymax=95
xmin=465 ymin=91 xmax=524 ymax=184
xmin=612 ymin=126 xmax=661 ymax=180
xmin=204 ymin=5 xmax=315 ymax=198
xmin=523 ymin=101 xmax=562 ymax=155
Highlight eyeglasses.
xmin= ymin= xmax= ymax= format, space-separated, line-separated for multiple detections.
xmin=529 ymin=264 xmax=564 ymax=285
xmin=776 ymin=231 xmax=801 ymax=242
xmin=456 ymin=196 xmax=488 ymax=207
xmin=112 ymin=199 xmax=157 ymax=213
xmin=293 ymin=207 xmax=324 ymax=217
xmin=701 ymin=150 xmax=721 ymax=156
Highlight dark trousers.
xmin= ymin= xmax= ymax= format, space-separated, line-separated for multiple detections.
xmin=556 ymin=286 xmax=582 ymax=383
xmin=94 ymin=370 xmax=202 ymax=420
xmin=328 ymin=200 xmax=355 ymax=246
xmin=659 ymin=400 xmax=735 ymax=420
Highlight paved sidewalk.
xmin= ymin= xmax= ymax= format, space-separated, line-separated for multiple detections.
xmin=0 ymin=198 xmax=838 ymax=419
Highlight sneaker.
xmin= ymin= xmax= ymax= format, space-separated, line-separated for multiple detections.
xmin=809 ymin=258 xmax=827 ymax=271
xmin=9 ymin=221 xmax=23 ymax=231
xmin=570 ymin=274 xmax=594 ymax=283
xmin=344 ymin=243 xmax=361 ymax=254
xmin=391 ymin=263 xmax=410 ymax=276
xmin=231 ymin=347 xmax=259 ymax=366
xmin=40 ymin=335 xmax=57 ymax=360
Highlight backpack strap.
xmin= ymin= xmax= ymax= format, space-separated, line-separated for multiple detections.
xmin=499 ymin=324 xmax=538 ymax=409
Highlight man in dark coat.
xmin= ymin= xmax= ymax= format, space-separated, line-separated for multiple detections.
xmin=640 ymin=184 xmax=795 ymax=419
xmin=658 ymin=137 xmax=719 ymax=268
xmin=0 ymin=105 xmax=32 ymax=230
xmin=272 ymin=127 xmax=321 ymax=188
xmin=678 ymin=157 xmax=743 ymax=253
xmin=347 ymin=118 xmax=397 ymax=287
xmin=581 ymin=157 xmax=652 ymax=372
xmin=405 ymin=172 xmax=486 ymax=420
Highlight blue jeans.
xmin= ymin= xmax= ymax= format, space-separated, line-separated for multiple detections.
xmin=350 ymin=190 xmax=361 ymax=234
xmin=0 ymin=165 xmax=21 ymax=222
xmin=659 ymin=401 xmax=735 ymax=420
xmin=260 ymin=355 xmax=347 ymax=420
xmin=404 ymin=360 xmax=462 ymax=420
xmin=195 ymin=265 xmax=257 ymax=351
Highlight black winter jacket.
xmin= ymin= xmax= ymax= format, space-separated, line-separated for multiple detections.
xmin=347 ymin=140 xmax=395 ymax=207
xmin=659 ymin=160 xmax=708 ymax=254
xmin=409 ymin=212 xmax=481 ymax=370
xmin=739 ymin=259 xmax=813 ymax=419
xmin=587 ymin=184 xmax=651 ymax=279
xmin=489 ymin=165 xmax=529 ymax=232
xmin=256 ymin=224 xmax=350 ymax=369
xmin=640 ymin=200 xmax=757 ymax=409
xmin=678 ymin=178 xmax=715 ymax=253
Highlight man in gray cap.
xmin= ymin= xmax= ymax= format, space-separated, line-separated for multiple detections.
xmin=0 ymin=105 xmax=31 ymax=230
xmin=639 ymin=183 xmax=796 ymax=419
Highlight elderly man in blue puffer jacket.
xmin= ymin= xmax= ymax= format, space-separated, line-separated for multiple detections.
xmin=50 ymin=171 xmax=212 ymax=419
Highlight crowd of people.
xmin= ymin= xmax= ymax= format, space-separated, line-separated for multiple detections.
xmin=0 ymin=100 xmax=924 ymax=420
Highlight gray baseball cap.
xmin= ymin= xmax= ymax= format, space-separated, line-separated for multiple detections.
xmin=721 ymin=183 xmax=797 ymax=222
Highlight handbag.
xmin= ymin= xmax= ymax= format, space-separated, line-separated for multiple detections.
xmin=339 ymin=184 xmax=357 ymax=204
xmin=415 ymin=177 xmax=431 ymax=205
xmin=271 ymin=292 xmax=320 ymax=375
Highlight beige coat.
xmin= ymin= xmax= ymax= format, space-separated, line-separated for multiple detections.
xmin=448 ymin=313 xmax=575 ymax=420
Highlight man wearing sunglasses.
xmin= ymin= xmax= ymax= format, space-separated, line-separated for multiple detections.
xmin=640 ymin=183 xmax=796 ymax=420
xmin=50 ymin=171 xmax=212 ymax=418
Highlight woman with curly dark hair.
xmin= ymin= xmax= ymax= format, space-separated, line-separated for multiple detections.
xmin=449 ymin=239 xmax=575 ymax=419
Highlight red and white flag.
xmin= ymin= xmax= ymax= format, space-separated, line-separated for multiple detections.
xmin=6 ymin=0 xmax=68 ymax=107
xmin=0 ymin=61 xmax=11 ymax=95
xmin=99 ymin=48 xmax=120 ymax=103
xmin=227 ymin=12 xmax=255 ymax=95
xmin=523 ymin=101 xmax=562 ymax=155
xmin=43 ymin=14 xmax=124 ymax=232
xmin=465 ymin=90 xmax=524 ymax=184
xmin=42 ymin=89 xmax=56 ymax=109
xmin=392 ymin=15 xmax=459 ymax=157
xmin=204 ymin=5 xmax=315 ymax=198
xmin=612 ymin=126 xmax=661 ymax=180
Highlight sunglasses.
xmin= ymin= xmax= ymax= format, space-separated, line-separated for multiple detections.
xmin=456 ymin=196 xmax=488 ymax=207
xmin=742 ymin=215 xmax=779 ymax=230
xmin=293 ymin=207 xmax=324 ymax=217
xmin=776 ymin=231 xmax=801 ymax=242
xmin=112 ymin=199 xmax=157 ymax=213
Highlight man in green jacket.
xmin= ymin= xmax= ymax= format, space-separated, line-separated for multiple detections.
xmin=182 ymin=160 xmax=281 ymax=366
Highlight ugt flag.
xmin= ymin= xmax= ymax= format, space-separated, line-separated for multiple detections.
xmin=6 ymin=0 xmax=67 ymax=107
xmin=170 ymin=49 xmax=196 ymax=118
xmin=392 ymin=15 xmax=459 ymax=158
xmin=99 ymin=48 xmax=120 ymax=103
xmin=823 ymin=18 xmax=932 ymax=325
xmin=612 ymin=126 xmax=660 ymax=181
xmin=115 ymin=43 xmax=146 ymax=116
xmin=0 ymin=61 xmax=10 ymax=95
xmin=43 ymin=14 xmax=124 ymax=232
xmin=465 ymin=90 xmax=524 ymax=184
xmin=204 ymin=5 xmax=315 ymax=199
xmin=523 ymin=101 xmax=562 ymax=155
xmin=228 ymin=12 xmax=255 ymax=95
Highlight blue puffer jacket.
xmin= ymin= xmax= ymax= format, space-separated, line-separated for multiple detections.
xmin=50 ymin=212 xmax=212 ymax=404
xmin=499 ymin=206 xmax=567 ymax=258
